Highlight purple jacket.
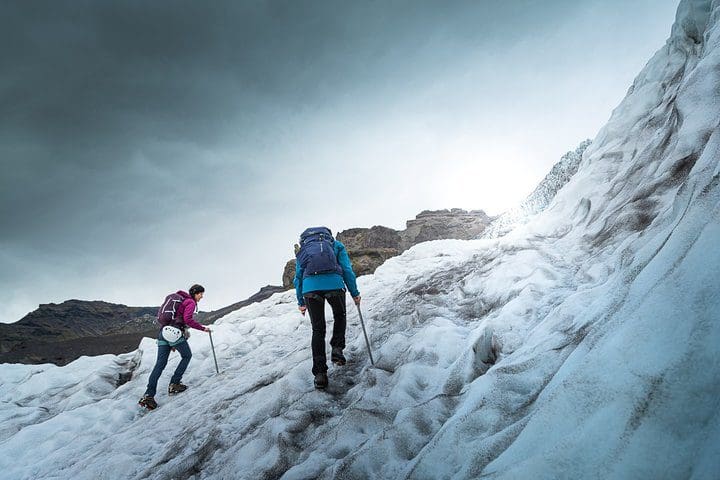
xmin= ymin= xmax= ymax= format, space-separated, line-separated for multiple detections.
xmin=175 ymin=291 xmax=207 ymax=331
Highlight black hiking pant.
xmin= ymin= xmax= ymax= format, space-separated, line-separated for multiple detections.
xmin=304 ymin=289 xmax=347 ymax=375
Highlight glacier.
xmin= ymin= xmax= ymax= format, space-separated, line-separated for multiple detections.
xmin=1 ymin=0 xmax=719 ymax=478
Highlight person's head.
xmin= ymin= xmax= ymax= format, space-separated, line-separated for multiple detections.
xmin=189 ymin=284 xmax=205 ymax=302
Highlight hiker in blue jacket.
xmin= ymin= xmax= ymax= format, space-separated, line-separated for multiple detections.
xmin=294 ymin=226 xmax=361 ymax=389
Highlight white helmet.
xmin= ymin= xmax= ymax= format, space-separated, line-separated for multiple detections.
xmin=162 ymin=326 xmax=183 ymax=344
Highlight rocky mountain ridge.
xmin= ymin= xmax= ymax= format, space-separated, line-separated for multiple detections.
xmin=0 ymin=301 xmax=157 ymax=355
xmin=0 ymin=286 xmax=284 ymax=365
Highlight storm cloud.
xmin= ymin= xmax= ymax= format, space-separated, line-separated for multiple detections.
xmin=1 ymin=0 xmax=678 ymax=322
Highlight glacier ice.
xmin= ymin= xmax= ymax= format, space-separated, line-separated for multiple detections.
xmin=1 ymin=0 xmax=719 ymax=478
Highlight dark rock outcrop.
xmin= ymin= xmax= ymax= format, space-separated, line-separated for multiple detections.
xmin=338 ymin=226 xmax=403 ymax=277
xmin=282 ymin=260 xmax=298 ymax=293
xmin=282 ymin=209 xmax=495 ymax=288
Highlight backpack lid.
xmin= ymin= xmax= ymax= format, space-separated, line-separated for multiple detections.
xmin=300 ymin=226 xmax=333 ymax=244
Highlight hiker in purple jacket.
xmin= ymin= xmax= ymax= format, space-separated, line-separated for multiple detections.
xmin=139 ymin=284 xmax=211 ymax=410
xmin=175 ymin=290 xmax=209 ymax=331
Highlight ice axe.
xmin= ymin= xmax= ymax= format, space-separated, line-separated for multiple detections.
xmin=355 ymin=304 xmax=375 ymax=366
xmin=208 ymin=329 xmax=219 ymax=374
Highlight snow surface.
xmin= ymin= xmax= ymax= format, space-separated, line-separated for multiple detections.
xmin=1 ymin=1 xmax=719 ymax=478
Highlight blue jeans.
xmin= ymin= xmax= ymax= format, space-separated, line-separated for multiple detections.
xmin=144 ymin=339 xmax=192 ymax=397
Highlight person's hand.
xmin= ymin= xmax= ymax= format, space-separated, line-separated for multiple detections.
xmin=205 ymin=326 xmax=212 ymax=333
xmin=353 ymin=296 xmax=361 ymax=305
xmin=299 ymin=305 xmax=307 ymax=316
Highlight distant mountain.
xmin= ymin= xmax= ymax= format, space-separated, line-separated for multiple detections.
xmin=0 ymin=300 xmax=157 ymax=359
xmin=0 ymin=286 xmax=284 ymax=365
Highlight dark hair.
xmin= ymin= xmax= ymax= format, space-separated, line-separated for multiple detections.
xmin=189 ymin=284 xmax=205 ymax=296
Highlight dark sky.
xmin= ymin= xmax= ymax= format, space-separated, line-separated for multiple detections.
xmin=1 ymin=0 xmax=679 ymax=322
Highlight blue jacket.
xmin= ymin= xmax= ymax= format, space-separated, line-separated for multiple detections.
xmin=295 ymin=240 xmax=360 ymax=306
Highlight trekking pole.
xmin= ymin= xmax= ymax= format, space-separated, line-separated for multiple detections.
xmin=355 ymin=304 xmax=375 ymax=366
xmin=208 ymin=330 xmax=219 ymax=374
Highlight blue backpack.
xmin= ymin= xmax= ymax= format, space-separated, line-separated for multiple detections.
xmin=297 ymin=226 xmax=343 ymax=278
xmin=157 ymin=292 xmax=184 ymax=326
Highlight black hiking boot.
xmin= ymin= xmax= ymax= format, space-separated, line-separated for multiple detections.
xmin=331 ymin=347 xmax=346 ymax=366
xmin=139 ymin=395 xmax=158 ymax=410
xmin=168 ymin=383 xmax=188 ymax=395
xmin=314 ymin=372 xmax=328 ymax=390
